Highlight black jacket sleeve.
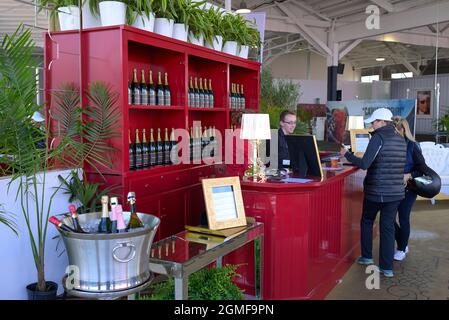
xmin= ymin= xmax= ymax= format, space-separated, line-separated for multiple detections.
xmin=344 ymin=134 xmax=383 ymax=170
xmin=412 ymin=143 xmax=429 ymax=175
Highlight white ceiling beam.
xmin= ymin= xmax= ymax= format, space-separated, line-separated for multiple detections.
xmin=370 ymin=0 xmax=394 ymax=12
xmin=369 ymin=31 xmax=449 ymax=49
xmin=335 ymin=1 xmax=449 ymax=42
xmin=264 ymin=38 xmax=303 ymax=52
xmin=383 ymin=42 xmax=420 ymax=75
xmin=275 ymin=2 xmax=332 ymax=56
xmin=266 ymin=14 xmax=331 ymax=28
xmin=290 ymin=0 xmax=331 ymax=21
xmin=339 ymin=39 xmax=363 ymax=60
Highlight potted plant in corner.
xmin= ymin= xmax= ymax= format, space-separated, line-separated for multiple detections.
xmin=0 ymin=26 xmax=120 ymax=299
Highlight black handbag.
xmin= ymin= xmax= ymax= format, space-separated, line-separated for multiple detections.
xmin=407 ymin=165 xmax=441 ymax=198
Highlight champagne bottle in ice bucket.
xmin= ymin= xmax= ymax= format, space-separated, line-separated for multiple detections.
xmin=126 ymin=191 xmax=144 ymax=230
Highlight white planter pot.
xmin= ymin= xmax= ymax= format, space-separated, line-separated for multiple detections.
xmin=222 ymin=41 xmax=238 ymax=55
xmin=172 ymin=23 xmax=188 ymax=42
xmin=58 ymin=6 xmax=80 ymax=31
xmin=99 ymin=1 xmax=126 ymax=27
xmin=82 ymin=0 xmax=101 ymax=28
xmin=205 ymin=35 xmax=223 ymax=51
xmin=188 ymin=32 xmax=204 ymax=46
xmin=132 ymin=11 xmax=155 ymax=32
xmin=154 ymin=18 xmax=174 ymax=37
xmin=238 ymin=45 xmax=249 ymax=59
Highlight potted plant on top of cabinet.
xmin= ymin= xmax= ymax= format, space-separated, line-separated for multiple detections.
xmin=38 ymin=0 xmax=80 ymax=31
xmin=221 ymin=13 xmax=240 ymax=55
xmin=130 ymin=0 xmax=156 ymax=32
xmin=88 ymin=0 xmax=131 ymax=27
xmin=235 ymin=15 xmax=261 ymax=59
xmin=202 ymin=6 xmax=225 ymax=50
xmin=152 ymin=0 xmax=178 ymax=37
xmin=172 ymin=0 xmax=206 ymax=42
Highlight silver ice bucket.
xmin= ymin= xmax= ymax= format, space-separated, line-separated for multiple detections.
xmin=60 ymin=211 xmax=160 ymax=293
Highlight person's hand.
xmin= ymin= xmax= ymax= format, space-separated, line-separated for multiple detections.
xmin=403 ymin=173 xmax=412 ymax=186
xmin=340 ymin=147 xmax=348 ymax=157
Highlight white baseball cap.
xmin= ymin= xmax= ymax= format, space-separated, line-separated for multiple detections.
xmin=364 ymin=108 xmax=393 ymax=123
xmin=31 ymin=111 xmax=45 ymax=122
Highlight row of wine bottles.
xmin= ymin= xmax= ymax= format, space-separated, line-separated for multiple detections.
xmin=229 ymin=83 xmax=246 ymax=110
xmin=129 ymin=69 xmax=171 ymax=106
xmin=188 ymin=77 xmax=215 ymax=108
xmin=129 ymin=128 xmax=176 ymax=170
xmin=49 ymin=193 xmax=143 ymax=234
xmin=189 ymin=126 xmax=218 ymax=161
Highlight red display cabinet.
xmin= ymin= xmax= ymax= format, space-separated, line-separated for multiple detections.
xmin=44 ymin=25 xmax=260 ymax=240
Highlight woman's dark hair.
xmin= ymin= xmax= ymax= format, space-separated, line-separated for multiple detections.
xmin=279 ymin=110 xmax=296 ymax=122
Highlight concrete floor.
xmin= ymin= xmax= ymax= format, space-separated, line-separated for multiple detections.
xmin=326 ymin=200 xmax=449 ymax=300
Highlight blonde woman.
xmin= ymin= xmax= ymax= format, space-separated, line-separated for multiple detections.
xmin=392 ymin=116 xmax=428 ymax=261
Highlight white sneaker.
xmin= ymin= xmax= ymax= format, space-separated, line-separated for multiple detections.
xmin=405 ymin=246 xmax=409 ymax=254
xmin=394 ymin=250 xmax=406 ymax=261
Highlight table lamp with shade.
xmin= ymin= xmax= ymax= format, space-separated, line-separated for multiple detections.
xmin=240 ymin=114 xmax=271 ymax=182
xmin=345 ymin=116 xmax=365 ymax=131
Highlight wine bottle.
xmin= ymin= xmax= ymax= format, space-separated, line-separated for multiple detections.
xmin=198 ymin=77 xmax=205 ymax=108
xmin=170 ymin=127 xmax=177 ymax=165
xmin=142 ymin=128 xmax=150 ymax=168
xmin=194 ymin=77 xmax=200 ymax=108
xmin=135 ymin=128 xmax=143 ymax=169
xmin=189 ymin=126 xmax=194 ymax=162
xmin=188 ymin=76 xmax=194 ymax=108
xmin=194 ymin=126 xmax=201 ymax=162
xmin=230 ymin=83 xmax=235 ymax=110
xmin=164 ymin=128 xmax=171 ymax=165
xmin=148 ymin=69 xmax=156 ymax=106
xmin=157 ymin=72 xmax=165 ymax=106
xmin=236 ymin=84 xmax=241 ymax=110
xmin=116 ymin=205 xmax=127 ymax=233
xmin=241 ymin=84 xmax=246 ymax=110
xmin=201 ymin=125 xmax=207 ymax=155
xmin=149 ymin=128 xmax=157 ymax=167
xmin=126 ymin=191 xmax=144 ymax=230
xmin=98 ymin=195 xmax=111 ymax=233
xmin=49 ymin=216 xmax=76 ymax=233
xmin=211 ymin=126 xmax=216 ymax=157
xmin=208 ymin=79 xmax=214 ymax=108
xmin=202 ymin=78 xmax=209 ymax=108
xmin=68 ymin=204 xmax=86 ymax=233
xmin=164 ymin=72 xmax=171 ymax=106
xmin=140 ymin=69 xmax=148 ymax=105
xmin=129 ymin=129 xmax=136 ymax=170
xmin=156 ymin=128 xmax=163 ymax=165
xmin=132 ymin=68 xmax=141 ymax=105
xmin=109 ymin=197 xmax=119 ymax=233
xmin=128 ymin=80 xmax=133 ymax=105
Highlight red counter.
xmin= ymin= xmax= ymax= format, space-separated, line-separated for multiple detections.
xmin=225 ymin=166 xmax=365 ymax=300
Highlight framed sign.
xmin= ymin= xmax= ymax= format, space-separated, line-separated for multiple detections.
xmin=202 ymin=177 xmax=246 ymax=230
xmin=416 ymin=90 xmax=432 ymax=117
xmin=350 ymin=129 xmax=371 ymax=156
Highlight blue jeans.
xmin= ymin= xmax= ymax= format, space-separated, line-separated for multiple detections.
xmin=394 ymin=188 xmax=418 ymax=251
xmin=361 ymin=198 xmax=401 ymax=270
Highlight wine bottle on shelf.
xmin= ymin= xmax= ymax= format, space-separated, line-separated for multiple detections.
xmin=195 ymin=126 xmax=201 ymax=162
xmin=194 ymin=77 xmax=200 ymax=108
xmin=208 ymin=79 xmax=214 ymax=108
xmin=109 ymin=197 xmax=119 ymax=233
xmin=188 ymin=76 xmax=194 ymax=108
xmin=68 ymin=204 xmax=86 ymax=233
xmin=126 ymin=191 xmax=144 ymax=230
xmin=149 ymin=128 xmax=157 ymax=167
xmin=140 ymin=69 xmax=148 ymax=105
xmin=157 ymin=72 xmax=165 ymax=106
xmin=198 ymin=77 xmax=205 ymax=108
xmin=132 ymin=68 xmax=141 ymax=105
xmin=129 ymin=129 xmax=136 ymax=170
xmin=49 ymin=216 xmax=77 ymax=233
xmin=211 ymin=126 xmax=217 ymax=157
xmin=156 ymin=128 xmax=163 ymax=165
xmin=128 ymin=80 xmax=133 ymax=105
xmin=170 ymin=127 xmax=177 ymax=165
xmin=148 ymin=69 xmax=156 ymax=106
xmin=135 ymin=128 xmax=143 ymax=169
xmin=98 ymin=195 xmax=111 ymax=233
xmin=189 ymin=126 xmax=194 ymax=162
xmin=231 ymin=84 xmax=236 ymax=110
xmin=164 ymin=128 xmax=171 ymax=165
xmin=202 ymin=78 xmax=209 ymax=108
xmin=201 ymin=126 xmax=207 ymax=156
xmin=236 ymin=84 xmax=241 ymax=110
xmin=241 ymin=84 xmax=246 ymax=110
xmin=142 ymin=128 xmax=150 ymax=168
xmin=164 ymin=72 xmax=171 ymax=106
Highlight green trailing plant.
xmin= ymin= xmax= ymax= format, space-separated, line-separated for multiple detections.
xmin=139 ymin=264 xmax=244 ymax=300
xmin=38 ymin=0 xmax=79 ymax=19
xmin=201 ymin=6 xmax=225 ymax=44
xmin=436 ymin=113 xmax=449 ymax=132
xmin=57 ymin=170 xmax=118 ymax=214
xmin=220 ymin=13 xmax=260 ymax=48
xmin=88 ymin=0 xmax=136 ymax=25
xmin=0 ymin=204 xmax=18 ymax=236
xmin=128 ymin=0 xmax=154 ymax=24
xmin=173 ymin=0 xmax=205 ymax=26
xmin=0 ymin=25 xmax=120 ymax=292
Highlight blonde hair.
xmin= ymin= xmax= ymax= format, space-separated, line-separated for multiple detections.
xmin=392 ymin=116 xmax=415 ymax=142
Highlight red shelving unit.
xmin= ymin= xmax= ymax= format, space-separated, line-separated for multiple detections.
xmin=45 ymin=25 xmax=260 ymax=240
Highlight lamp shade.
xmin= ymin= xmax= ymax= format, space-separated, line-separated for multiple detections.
xmin=346 ymin=116 xmax=365 ymax=130
xmin=240 ymin=113 xmax=271 ymax=140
